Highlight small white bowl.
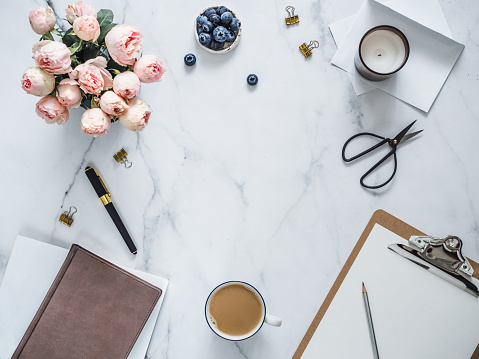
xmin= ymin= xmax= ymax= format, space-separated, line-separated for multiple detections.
xmin=195 ymin=6 xmax=241 ymax=54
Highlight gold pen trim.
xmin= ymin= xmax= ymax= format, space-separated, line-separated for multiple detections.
xmin=94 ymin=169 xmax=110 ymax=196
xmin=100 ymin=194 xmax=112 ymax=206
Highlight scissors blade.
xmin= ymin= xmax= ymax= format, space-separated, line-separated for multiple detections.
xmin=393 ymin=120 xmax=417 ymax=143
xmin=397 ymin=130 xmax=423 ymax=145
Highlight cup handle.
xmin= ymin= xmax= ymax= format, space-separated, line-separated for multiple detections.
xmin=265 ymin=314 xmax=282 ymax=327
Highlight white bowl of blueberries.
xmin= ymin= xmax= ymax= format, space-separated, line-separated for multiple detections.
xmin=195 ymin=6 xmax=241 ymax=54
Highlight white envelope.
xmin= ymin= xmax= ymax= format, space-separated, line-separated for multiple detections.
xmin=330 ymin=0 xmax=464 ymax=112
xmin=0 ymin=235 xmax=169 ymax=359
xmin=330 ymin=0 xmax=454 ymax=95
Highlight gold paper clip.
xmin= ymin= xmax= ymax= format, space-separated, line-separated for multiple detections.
xmin=113 ymin=148 xmax=132 ymax=168
xmin=59 ymin=206 xmax=77 ymax=227
xmin=299 ymin=40 xmax=319 ymax=58
xmin=285 ymin=6 xmax=299 ymax=25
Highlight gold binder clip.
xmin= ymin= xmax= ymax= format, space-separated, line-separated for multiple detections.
xmin=299 ymin=40 xmax=319 ymax=58
xmin=113 ymin=148 xmax=132 ymax=168
xmin=59 ymin=206 xmax=77 ymax=227
xmin=285 ymin=6 xmax=299 ymax=25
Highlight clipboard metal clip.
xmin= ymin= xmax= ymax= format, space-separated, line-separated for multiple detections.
xmin=388 ymin=235 xmax=479 ymax=297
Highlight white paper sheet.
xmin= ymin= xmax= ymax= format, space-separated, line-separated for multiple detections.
xmin=301 ymin=224 xmax=479 ymax=359
xmin=0 ymin=235 xmax=169 ymax=359
xmin=329 ymin=0 xmax=454 ymax=95
xmin=330 ymin=0 xmax=464 ymax=112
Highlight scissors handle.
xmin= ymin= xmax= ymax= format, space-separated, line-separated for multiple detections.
xmin=342 ymin=133 xmax=388 ymax=162
xmin=342 ymin=132 xmax=398 ymax=189
xmin=360 ymin=150 xmax=397 ymax=189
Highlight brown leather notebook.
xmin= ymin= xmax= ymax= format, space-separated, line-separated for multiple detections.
xmin=12 ymin=244 xmax=162 ymax=359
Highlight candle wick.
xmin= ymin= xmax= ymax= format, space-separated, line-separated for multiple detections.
xmin=378 ymin=54 xmax=382 ymax=57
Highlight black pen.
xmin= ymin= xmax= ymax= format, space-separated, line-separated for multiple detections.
xmin=84 ymin=166 xmax=137 ymax=255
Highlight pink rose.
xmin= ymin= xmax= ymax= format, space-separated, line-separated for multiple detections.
xmin=81 ymin=108 xmax=111 ymax=137
xmin=34 ymin=41 xmax=72 ymax=75
xmin=66 ymin=1 xmax=96 ymax=24
xmin=99 ymin=91 xmax=129 ymax=116
xmin=32 ymin=40 xmax=52 ymax=54
xmin=35 ymin=95 xmax=69 ymax=125
xmin=70 ymin=56 xmax=113 ymax=94
xmin=105 ymin=25 xmax=142 ymax=66
xmin=73 ymin=15 xmax=100 ymax=42
xmin=21 ymin=66 xmax=55 ymax=97
xmin=118 ymin=97 xmax=151 ymax=131
xmin=133 ymin=55 xmax=166 ymax=83
xmin=29 ymin=7 xmax=56 ymax=35
xmin=113 ymin=72 xmax=140 ymax=99
xmin=56 ymin=79 xmax=82 ymax=109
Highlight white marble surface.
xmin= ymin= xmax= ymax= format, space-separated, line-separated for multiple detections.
xmin=1 ymin=0 xmax=479 ymax=358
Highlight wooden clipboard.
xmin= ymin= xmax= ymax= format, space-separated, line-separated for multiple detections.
xmin=292 ymin=209 xmax=479 ymax=359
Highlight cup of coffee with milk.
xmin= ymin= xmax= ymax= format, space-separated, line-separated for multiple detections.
xmin=205 ymin=281 xmax=282 ymax=340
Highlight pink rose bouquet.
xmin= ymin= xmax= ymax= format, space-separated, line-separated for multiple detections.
xmin=22 ymin=2 xmax=166 ymax=136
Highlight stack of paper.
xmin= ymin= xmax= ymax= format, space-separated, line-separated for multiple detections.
xmin=329 ymin=0 xmax=464 ymax=112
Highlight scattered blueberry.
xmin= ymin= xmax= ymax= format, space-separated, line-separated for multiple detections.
xmin=229 ymin=18 xmax=241 ymax=31
xmin=210 ymin=40 xmax=224 ymax=51
xmin=202 ymin=21 xmax=213 ymax=33
xmin=216 ymin=6 xmax=228 ymax=15
xmin=247 ymin=74 xmax=258 ymax=86
xmin=213 ymin=26 xmax=227 ymax=42
xmin=225 ymin=29 xmax=236 ymax=42
xmin=209 ymin=14 xmax=221 ymax=25
xmin=204 ymin=8 xmax=216 ymax=17
xmin=220 ymin=11 xmax=233 ymax=25
xmin=198 ymin=32 xmax=212 ymax=46
xmin=196 ymin=15 xmax=208 ymax=26
xmin=184 ymin=53 xmax=196 ymax=66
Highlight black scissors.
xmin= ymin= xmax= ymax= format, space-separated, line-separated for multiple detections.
xmin=342 ymin=120 xmax=422 ymax=189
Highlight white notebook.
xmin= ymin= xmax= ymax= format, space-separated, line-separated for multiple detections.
xmin=301 ymin=224 xmax=479 ymax=359
xmin=0 ymin=235 xmax=169 ymax=359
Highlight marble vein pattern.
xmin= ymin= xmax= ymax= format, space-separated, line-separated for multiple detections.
xmin=1 ymin=0 xmax=479 ymax=358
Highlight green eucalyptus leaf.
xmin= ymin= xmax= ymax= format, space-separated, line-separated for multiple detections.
xmin=97 ymin=9 xmax=114 ymax=26
xmin=62 ymin=32 xmax=80 ymax=47
xmin=91 ymin=99 xmax=100 ymax=108
xmin=98 ymin=23 xmax=116 ymax=44
xmin=43 ymin=31 xmax=54 ymax=41
xmin=83 ymin=44 xmax=101 ymax=61
xmin=51 ymin=28 xmax=63 ymax=36
xmin=69 ymin=40 xmax=83 ymax=55
xmin=107 ymin=58 xmax=128 ymax=73
xmin=108 ymin=68 xmax=121 ymax=75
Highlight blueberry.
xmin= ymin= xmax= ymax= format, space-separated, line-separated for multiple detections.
xmin=197 ymin=26 xmax=204 ymax=34
xmin=247 ymin=74 xmax=258 ymax=86
xmin=184 ymin=53 xmax=196 ymax=66
xmin=220 ymin=11 xmax=233 ymax=25
xmin=225 ymin=29 xmax=236 ymax=42
xmin=202 ymin=21 xmax=213 ymax=33
xmin=210 ymin=40 xmax=224 ymax=51
xmin=209 ymin=14 xmax=221 ymax=25
xmin=213 ymin=26 xmax=227 ymax=42
xmin=198 ymin=32 xmax=212 ymax=46
xmin=229 ymin=18 xmax=241 ymax=31
xmin=196 ymin=15 xmax=208 ymax=26
xmin=203 ymin=8 xmax=216 ymax=17
xmin=216 ymin=6 xmax=228 ymax=15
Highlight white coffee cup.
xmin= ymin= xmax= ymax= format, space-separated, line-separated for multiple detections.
xmin=205 ymin=281 xmax=282 ymax=341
